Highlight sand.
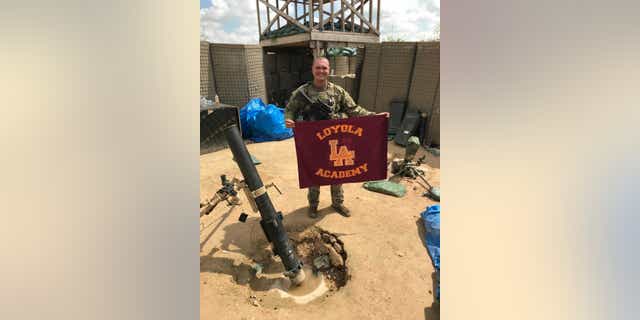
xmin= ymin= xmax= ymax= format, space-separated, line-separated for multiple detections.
xmin=200 ymin=138 xmax=440 ymax=320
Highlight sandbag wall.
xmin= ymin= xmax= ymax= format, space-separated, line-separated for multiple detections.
xmin=207 ymin=43 xmax=267 ymax=107
xmin=358 ymin=41 xmax=440 ymax=146
xmin=328 ymin=53 xmax=364 ymax=101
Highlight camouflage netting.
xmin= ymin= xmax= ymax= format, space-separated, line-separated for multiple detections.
xmin=261 ymin=21 xmax=370 ymax=40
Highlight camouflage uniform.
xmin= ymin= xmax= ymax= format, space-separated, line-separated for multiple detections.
xmin=285 ymin=81 xmax=375 ymax=208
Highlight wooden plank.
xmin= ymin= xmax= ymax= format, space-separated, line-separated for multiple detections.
xmin=297 ymin=9 xmax=332 ymax=22
xmin=260 ymin=0 xmax=310 ymax=32
xmin=351 ymin=0 xmax=355 ymax=32
xmin=341 ymin=1 xmax=345 ymax=31
xmin=360 ymin=0 xmax=364 ymax=33
xmin=310 ymin=30 xmax=379 ymax=43
xmin=276 ymin=0 xmax=280 ymax=29
xmin=327 ymin=41 xmax=366 ymax=48
xmin=343 ymin=0 xmax=378 ymax=35
xmin=266 ymin=0 xmax=271 ymax=32
xmin=310 ymin=0 xmax=314 ymax=30
xmin=330 ymin=0 xmax=334 ymax=31
xmin=259 ymin=32 xmax=310 ymax=47
xmin=369 ymin=0 xmax=372 ymax=28
xmin=376 ymin=0 xmax=380 ymax=34
xmin=344 ymin=1 xmax=365 ymax=28
xmin=256 ymin=0 xmax=261 ymax=36
xmin=263 ymin=0 xmax=294 ymax=35
xmin=320 ymin=0 xmax=324 ymax=31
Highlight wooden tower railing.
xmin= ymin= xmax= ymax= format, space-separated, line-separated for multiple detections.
xmin=256 ymin=0 xmax=380 ymax=50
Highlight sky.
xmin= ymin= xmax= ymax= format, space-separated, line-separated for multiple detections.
xmin=200 ymin=0 xmax=440 ymax=43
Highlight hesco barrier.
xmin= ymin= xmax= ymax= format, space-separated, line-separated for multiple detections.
xmin=334 ymin=56 xmax=349 ymax=75
xmin=358 ymin=41 xmax=440 ymax=145
xmin=357 ymin=43 xmax=382 ymax=111
xmin=409 ymin=42 xmax=440 ymax=146
xmin=209 ymin=43 xmax=267 ymax=107
xmin=200 ymin=41 xmax=440 ymax=148
xmin=428 ymin=90 xmax=440 ymax=146
xmin=408 ymin=42 xmax=440 ymax=113
xmin=375 ymin=42 xmax=417 ymax=113
xmin=200 ymin=41 xmax=215 ymax=99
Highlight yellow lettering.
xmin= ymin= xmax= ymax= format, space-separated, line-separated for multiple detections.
xmin=316 ymin=125 xmax=364 ymax=140
xmin=329 ymin=139 xmax=356 ymax=167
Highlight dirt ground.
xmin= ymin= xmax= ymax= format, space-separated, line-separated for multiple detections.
xmin=200 ymin=138 xmax=440 ymax=320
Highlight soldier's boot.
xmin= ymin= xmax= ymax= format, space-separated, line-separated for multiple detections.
xmin=308 ymin=205 xmax=319 ymax=219
xmin=307 ymin=186 xmax=320 ymax=219
xmin=331 ymin=203 xmax=351 ymax=217
xmin=329 ymin=184 xmax=349 ymax=217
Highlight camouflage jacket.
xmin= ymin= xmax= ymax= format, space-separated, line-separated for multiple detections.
xmin=285 ymin=82 xmax=375 ymax=121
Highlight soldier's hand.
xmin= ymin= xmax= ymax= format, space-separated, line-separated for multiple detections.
xmin=285 ymin=119 xmax=296 ymax=128
xmin=377 ymin=112 xmax=390 ymax=118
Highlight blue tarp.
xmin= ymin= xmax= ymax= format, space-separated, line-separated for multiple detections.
xmin=239 ymin=98 xmax=293 ymax=142
xmin=421 ymin=204 xmax=440 ymax=300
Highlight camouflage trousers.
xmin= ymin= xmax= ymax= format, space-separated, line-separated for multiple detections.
xmin=307 ymin=184 xmax=344 ymax=207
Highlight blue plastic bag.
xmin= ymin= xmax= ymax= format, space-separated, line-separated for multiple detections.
xmin=421 ymin=204 xmax=440 ymax=270
xmin=239 ymin=98 xmax=293 ymax=142
xmin=421 ymin=204 xmax=440 ymax=301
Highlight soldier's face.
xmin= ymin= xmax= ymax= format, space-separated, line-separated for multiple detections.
xmin=312 ymin=59 xmax=330 ymax=81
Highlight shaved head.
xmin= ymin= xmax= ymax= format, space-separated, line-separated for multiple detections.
xmin=312 ymin=57 xmax=330 ymax=67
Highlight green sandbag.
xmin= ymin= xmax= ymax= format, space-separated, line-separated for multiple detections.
xmin=363 ymin=180 xmax=406 ymax=197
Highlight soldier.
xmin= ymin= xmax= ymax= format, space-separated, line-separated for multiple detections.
xmin=285 ymin=57 xmax=389 ymax=218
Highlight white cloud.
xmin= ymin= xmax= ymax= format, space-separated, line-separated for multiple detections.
xmin=200 ymin=0 xmax=259 ymax=44
xmin=380 ymin=0 xmax=440 ymax=41
xmin=200 ymin=0 xmax=440 ymax=43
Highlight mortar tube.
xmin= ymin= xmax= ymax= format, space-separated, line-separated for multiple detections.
xmin=223 ymin=124 xmax=305 ymax=285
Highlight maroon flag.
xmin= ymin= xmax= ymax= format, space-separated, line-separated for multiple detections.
xmin=293 ymin=114 xmax=388 ymax=188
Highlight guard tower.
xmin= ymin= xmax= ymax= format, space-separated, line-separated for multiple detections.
xmin=256 ymin=0 xmax=381 ymax=55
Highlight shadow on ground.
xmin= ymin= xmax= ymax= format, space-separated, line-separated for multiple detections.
xmin=199 ymin=206 xmax=337 ymax=291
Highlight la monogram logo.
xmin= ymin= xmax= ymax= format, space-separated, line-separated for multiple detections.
xmin=313 ymin=123 xmax=369 ymax=180
xmin=328 ymin=139 xmax=355 ymax=167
